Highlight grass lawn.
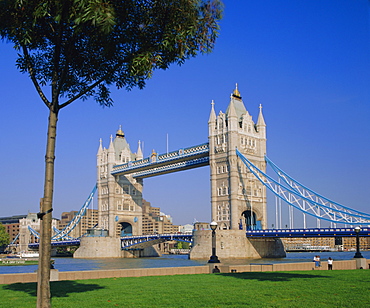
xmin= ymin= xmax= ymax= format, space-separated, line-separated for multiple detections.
xmin=1 ymin=270 xmax=369 ymax=307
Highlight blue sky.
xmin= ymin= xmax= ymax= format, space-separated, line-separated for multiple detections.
xmin=0 ymin=0 xmax=369 ymax=227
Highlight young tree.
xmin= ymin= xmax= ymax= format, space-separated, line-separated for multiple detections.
xmin=0 ymin=0 xmax=223 ymax=307
xmin=0 ymin=223 xmax=10 ymax=250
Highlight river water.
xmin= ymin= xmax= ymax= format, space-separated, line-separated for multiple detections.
xmin=1 ymin=250 xmax=369 ymax=275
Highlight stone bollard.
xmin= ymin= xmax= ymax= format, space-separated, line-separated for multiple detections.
xmin=50 ymin=269 xmax=59 ymax=281
xmin=355 ymin=258 xmax=367 ymax=269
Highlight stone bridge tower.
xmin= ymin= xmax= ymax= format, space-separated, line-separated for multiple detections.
xmin=96 ymin=127 xmax=144 ymax=237
xmin=208 ymin=85 xmax=267 ymax=231
xmin=190 ymin=85 xmax=285 ymax=260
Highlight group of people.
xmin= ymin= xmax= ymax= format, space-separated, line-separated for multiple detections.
xmin=313 ymin=255 xmax=333 ymax=270
xmin=212 ymin=256 xmax=334 ymax=273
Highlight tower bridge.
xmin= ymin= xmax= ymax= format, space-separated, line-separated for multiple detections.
xmin=27 ymin=85 xmax=370 ymax=259
xmin=92 ymin=85 xmax=268 ymax=244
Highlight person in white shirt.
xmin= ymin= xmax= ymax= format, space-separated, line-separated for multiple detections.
xmin=327 ymin=257 xmax=333 ymax=270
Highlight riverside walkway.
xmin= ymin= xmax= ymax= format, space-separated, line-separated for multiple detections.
xmin=1 ymin=258 xmax=368 ymax=285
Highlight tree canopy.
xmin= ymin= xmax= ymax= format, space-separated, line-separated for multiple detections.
xmin=0 ymin=1 xmax=223 ymax=306
xmin=0 ymin=223 xmax=10 ymax=249
xmin=0 ymin=0 xmax=223 ymax=110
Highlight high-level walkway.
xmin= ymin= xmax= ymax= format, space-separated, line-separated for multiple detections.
xmin=111 ymin=143 xmax=209 ymax=178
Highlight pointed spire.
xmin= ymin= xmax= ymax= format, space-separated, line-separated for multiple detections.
xmin=232 ymin=83 xmax=241 ymax=99
xmin=116 ymin=125 xmax=124 ymax=138
xmin=136 ymin=140 xmax=143 ymax=160
xmin=227 ymin=84 xmax=246 ymax=120
xmin=98 ymin=138 xmax=103 ymax=154
xmin=257 ymin=104 xmax=266 ymax=138
xmin=208 ymin=100 xmax=216 ymax=123
xmin=107 ymin=134 xmax=115 ymax=164
xmin=108 ymin=134 xmax=114 ymax=151
xmin=257 ymin=104 xmax=266 ymax=127
xmin=227 ymin=97 xmax=237 ymax=119
xmin=150 ymin=149 xmax=157 ymax=162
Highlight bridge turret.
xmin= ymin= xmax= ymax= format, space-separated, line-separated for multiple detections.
xmin=226 ymin=87 xmax=241 ymax=230
xmin=208 ymin=100 xmax=216 ymax=126
xmin=257 ymin=104 xmax=267 ymax=157
xmin=108 ymin=134 xmax=115 ymax=165
xmin=257 ymin=104 xmax=266 ymax=138
xmin=136 ymin=141 xmax=143 ymax=160
xmin=97 ymin=138 xmax=103 ymax=168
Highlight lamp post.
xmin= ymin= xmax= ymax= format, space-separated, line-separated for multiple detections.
xmin=208 ymin=221 xmax=220 ymax=263
xmin=353 ymin=226 xmax=363 ymax=258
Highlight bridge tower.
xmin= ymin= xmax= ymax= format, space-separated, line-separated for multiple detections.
xmin=96 ymin=127 xmax=144 ymax=237
xmin=208 ymin=85 xmax=267 ymax=231
xmin=190 ymin=85 xmax=284 ymax=260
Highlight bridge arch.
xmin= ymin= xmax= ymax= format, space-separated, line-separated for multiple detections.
xmin=117 ymin=222 xmax=132 ymax=237
xmin=241 ymin=210 xmax=262 ymax=230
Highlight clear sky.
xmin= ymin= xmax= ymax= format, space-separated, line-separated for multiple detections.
xmin=0 ymin=0 xmax=369 ymax=228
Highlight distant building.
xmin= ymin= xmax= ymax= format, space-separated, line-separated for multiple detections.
xmin=58 ymin=209 xmax=98 ymax=238
xmin=282 ymin=236 xmax=370 ymax=251
xmin=0 ymin=213 xmax=59 ymax=252
xmin=342 ymin=236 xmax=370 ymax=251
xmin=179 ymin=224 xmax=194 ymax=234
xmin=142 ymin=199 xmax=179 ymax=235
xmin=0 ymin=215 xmax=26 ymax=245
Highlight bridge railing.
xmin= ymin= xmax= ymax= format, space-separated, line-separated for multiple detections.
xmin=28 ymin=239 xmax=81 ymax=249
xmin=120 ymin=233 xmax=193 ymax=241
xmin=247 ymin=227 xmax=370 ymax=237
xmin=120 ymin=233 xmax=193 ymax=249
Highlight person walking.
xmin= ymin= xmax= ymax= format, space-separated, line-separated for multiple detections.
xmin=328 ymin=257 xmax=333 ymax=270
xmin=313 ymin=255 xmax=321 ymax=268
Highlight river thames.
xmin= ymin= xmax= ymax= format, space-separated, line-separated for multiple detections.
xmin=1 ymin=250 xmax=369 ymax=274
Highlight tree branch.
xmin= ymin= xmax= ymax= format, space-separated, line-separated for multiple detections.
xmin=59 ymin=61 xmax=124 ymax=109
xmin=22 ymin=45 xmax=51 ymax=108
xmin=58 ymin=73 xmax=109 ymax=109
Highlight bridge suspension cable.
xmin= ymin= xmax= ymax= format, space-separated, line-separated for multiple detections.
xmin=28 ymin=225 xmax=40 ymax=238
xmin=265 ymin=156 xmax=370 ymax=219
xmin=236 ymin=149 xmax=370 ymax=226
xmin=28 ymin=185 xmax=97 ymax=241
xmin=51 ymin=185 xmax=97 ymax=240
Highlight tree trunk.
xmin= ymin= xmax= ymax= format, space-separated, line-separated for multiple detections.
xmin=37 ymin=108 xmax=58 ymax=308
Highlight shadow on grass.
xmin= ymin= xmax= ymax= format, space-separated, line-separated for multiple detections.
xmin=219 ymin=271 xmax=330 ymax=281
xmin=2 ymin=281 xmax=105 ymax=298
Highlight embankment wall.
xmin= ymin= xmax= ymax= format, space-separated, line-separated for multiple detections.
xmin=0 ymin=259 xmax=368 ymax=285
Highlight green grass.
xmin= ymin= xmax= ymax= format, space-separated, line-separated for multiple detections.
xmin=0 ymin=260 xmax=38 ymax=266
xmin=1 ymin=270 xmax=370 ymax=307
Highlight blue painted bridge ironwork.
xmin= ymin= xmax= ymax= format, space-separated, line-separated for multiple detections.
xmin=28 ymin=228 xmax=370 ymax=250
xmin=120 ymin=233 xmax=192 ymax=250
xmin=246 ymin=227 xmax=370 ymax=238
xmin=28 ymin=239 xmax=81 ymax=249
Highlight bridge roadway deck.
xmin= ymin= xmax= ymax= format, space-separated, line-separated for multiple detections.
xmin=27 ymin=228 xmax=370 ymax=250
xmin=246 ymin=227 xmax=370 ymax=238
xmin=120 ymin=233 xmax=192 ymax=249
